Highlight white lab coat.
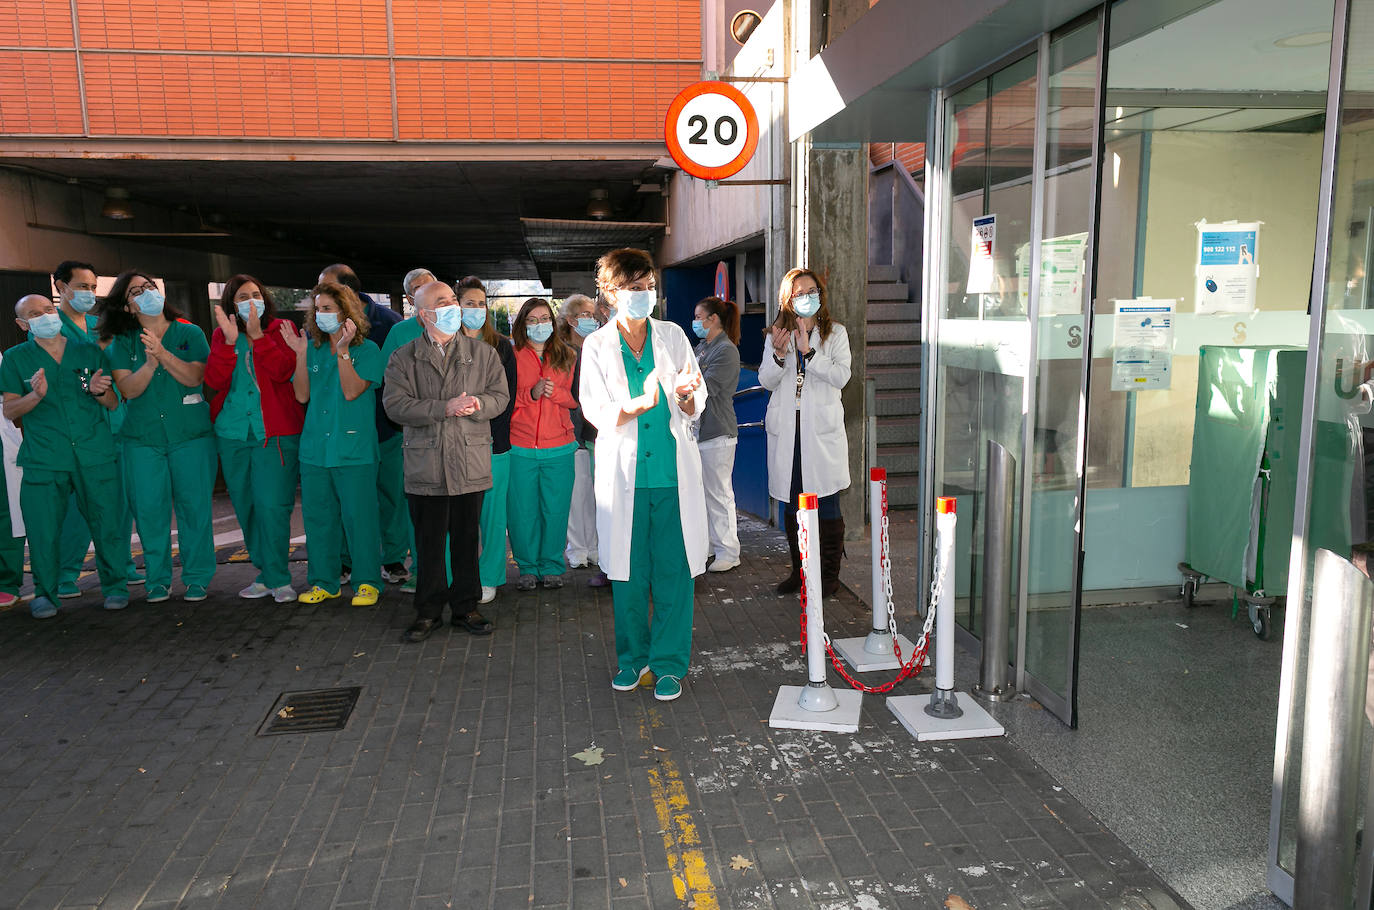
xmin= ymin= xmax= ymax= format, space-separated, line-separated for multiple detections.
xmin=757 ymin=322 xmax=852 ymax=502
xmin=0 ymin=352 xmax=23 ymax=536
xmin=579 ymin=317 xmax=708 ymax=581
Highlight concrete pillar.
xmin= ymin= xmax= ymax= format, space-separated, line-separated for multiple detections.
xmin=801 ymin=142 xmax=868 ymax=538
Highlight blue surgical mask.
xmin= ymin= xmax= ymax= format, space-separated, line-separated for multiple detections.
xmin=461 ymin=307 xmax=487 ymax=330
xmin=527 ymin=323 xmax=554 ymax=344
xmin=793 ymin=291 xmax=821 ymax=318
xmin=134 ymin=289 xmax=165 ymax=316
xmin=315 ymin=312 xmax=342 ymax=334
xmin=432 ymin=305 xmax=463 ymax=334
xmin=575 ymin=317 xmax=599 ymax=337
xmin=620 ymin=290 xmax=656 ymax=320
xmin=70 ymin=290 xmax=97 ymax=313
xmin=236 ymin=298 xmax=265 ymax=322
xmin=27 ymin=312 xmax=62 ymax=339
xmin=691 ymin=319 xmax=708 ymax=339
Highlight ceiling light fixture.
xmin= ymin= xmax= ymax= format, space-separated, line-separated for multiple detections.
xmin=101 ymin=186 xmax=134 ymax=220
xmin=586 ymin=188 xmax=614 ymax=220
xmin=1273 ymin=31 xmax=1331 ymax=48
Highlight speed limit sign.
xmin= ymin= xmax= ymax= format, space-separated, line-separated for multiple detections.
xmin=664 ymin=82 xmax=760 ymax=181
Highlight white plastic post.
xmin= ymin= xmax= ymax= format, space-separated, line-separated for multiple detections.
xmin=868 ymin=469 xmax=888 ymax=641
xmin=769 ymin=493 xmax=862 ymax=732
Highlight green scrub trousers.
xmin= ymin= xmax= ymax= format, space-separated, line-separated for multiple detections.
xmin=0 ymin=466 xmax=25 ymax=596
xmin=506 ymin=442 xmax=576 ymax=577
xmin=301 ymin=462 xmax=381 ymax=591
xmin=479 ymin=449 xmax=511 ymax=588
xmin=611 ymin=487 xmax=695 ymax=679
xmin=126 ymin=435 xmax=217 ymax=590
xmin=219 ymin=435 xmax=300 ymax=590
xmin=25 ymin=462 xmax=128 ymax=600
xmin=59 ymin=439 xmax=138 ymax=586
xmin=378 ymin=433 xmax=410 ymax=565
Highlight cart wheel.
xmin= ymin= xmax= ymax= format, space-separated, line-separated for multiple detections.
xmin=1253 ymin=606 xmax=1272 ymax=640
xmin=1181 ymin=577 xmax=1198 ymax=609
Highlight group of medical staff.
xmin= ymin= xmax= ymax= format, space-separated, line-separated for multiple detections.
xmin=0 ymin=248 xmax=853 ymax=704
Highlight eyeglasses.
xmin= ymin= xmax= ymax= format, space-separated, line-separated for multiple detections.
xmin=127 ymin=282 xmax=157 ymax=297
xmin=525 ymin=316 xmax=554 ymax=325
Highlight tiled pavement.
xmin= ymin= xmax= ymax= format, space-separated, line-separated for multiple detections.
xmin=0 ymin=513 xmax=1188 ymax=909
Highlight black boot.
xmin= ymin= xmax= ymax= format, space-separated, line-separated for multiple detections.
xmin=776 ymin=509 xmax=802 ymax=595
xmin=820 ymin=517 xmax=845 ymax=598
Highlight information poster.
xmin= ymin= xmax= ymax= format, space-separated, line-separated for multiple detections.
xmin=1195 ymin=220 xmax=1260 ymax=314
xmin=1111 ymin=298 xmax=1175 ymax=391
xmin=1015 ymin=232 xmax=1089 ymax=315
xmin=966 ymin=214 xmax=997 ymax=294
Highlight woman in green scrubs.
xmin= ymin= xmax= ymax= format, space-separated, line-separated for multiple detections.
xmin=283 ymin=281 xmax=385 ymax=606
xmin=101 ymin=270 xmax=216 ymax=603
xmin=206 ymin=275 xmax=306 ymax=604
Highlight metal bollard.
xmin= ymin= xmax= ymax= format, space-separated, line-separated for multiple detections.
xmin=974 ymin=439 xmax=1016 ymax=702
xmin=926 ymin=497 xmax=962 ymax=719
xmin=865 ymin=468 xmax=895 ymax=656
xmin=1294 ymin=548 xmax=1373 ymax=909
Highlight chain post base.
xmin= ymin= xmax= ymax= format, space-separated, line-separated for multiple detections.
xmin=832 ymin=632 xmax=919 ymax=673
xmin=769 ymin=685 xmax=862 ymax=732
xmin=889 ymin=691 xmax=1005 ymax=742
xmin=972 ymin=681 xmax=1017 ymax=703
xmin=924 ymin=688 xmax=963 ymax=719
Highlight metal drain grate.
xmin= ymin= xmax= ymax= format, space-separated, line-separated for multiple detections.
xmin=257 ymin=687 xmax=361 ymax=736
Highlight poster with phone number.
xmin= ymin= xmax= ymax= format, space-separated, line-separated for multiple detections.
xmin=1195 ymin=221 xmax=1259 ymax=314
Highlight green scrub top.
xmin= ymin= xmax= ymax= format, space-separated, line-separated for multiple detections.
xmin=380 ymin=316 xmax=424 ymax=363
xmin=300 ymin=338 xmax=384 ymax=468
xmin=215 ymin=334 xmax=267 ymax=442
xmin=59 ymin=309 xmax=99 ymax=342
xmin=0 ymin=338 xmax=118 ymax=470
xmin=107 ymin=321 xmax=212 ymax=447
xmin=621 ymin=324 xmax=677 ymax=489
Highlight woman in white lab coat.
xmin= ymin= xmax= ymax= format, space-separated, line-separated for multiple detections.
xmin=758 ymin=267 xmax=852 ymax=597
xmin=579 ymin=248 xmax=707 ymax=703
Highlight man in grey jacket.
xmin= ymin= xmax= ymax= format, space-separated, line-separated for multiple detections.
xmin=383 ymin=281 xmax=509 ymax=643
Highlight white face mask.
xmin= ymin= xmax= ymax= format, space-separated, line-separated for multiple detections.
xmin=619 ymin=290 xmax=656 ymax=320
xmin=792 ymin=291 xmax=821 ymax=318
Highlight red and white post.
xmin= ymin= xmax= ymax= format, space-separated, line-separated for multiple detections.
xmin=769 ymin=493 xmax=863 ymax=732
xmin=887 ymin=497 xmax=1006 ymax=741
xmin=833 ymin=468 xmax=917 ymax=672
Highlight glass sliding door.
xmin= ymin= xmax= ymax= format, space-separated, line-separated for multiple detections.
xmin=931 ymin=51 xmax=1037 ymax=662
xmin=1019 ymin=16 xmax=1103 ymax=725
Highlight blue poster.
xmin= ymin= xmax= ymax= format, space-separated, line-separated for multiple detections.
xmin=1195 ymin=221 xmax=1260 ymax=314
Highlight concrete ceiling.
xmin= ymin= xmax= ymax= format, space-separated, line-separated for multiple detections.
xmin=7 ymin=157 xmax=671 ymax=287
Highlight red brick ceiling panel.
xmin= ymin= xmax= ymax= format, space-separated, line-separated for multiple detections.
xmin=395 ymin=59 xmax=699 ymax=141
xmin=0 ymin=1 xmax=75 ymax=46
xmin=77 ymin=0 xmax=388 ymax=54
xmin=391 ymin=0 xmax=701 ymax=59
xmin=0 ymin=51 xmax=84 ymax=134
xmin=83 ymin=53 xmax=392 ymax=138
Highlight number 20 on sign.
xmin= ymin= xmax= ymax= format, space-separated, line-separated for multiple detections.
xmin=664 ymin=82 xmax=761 ymax=181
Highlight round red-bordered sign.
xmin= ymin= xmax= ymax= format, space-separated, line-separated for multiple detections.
xmin=664 ymin=82 xmax=760 ymax=181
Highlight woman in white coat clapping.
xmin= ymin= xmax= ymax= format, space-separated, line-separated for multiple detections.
xmin=758 ymin=268 xmax=852 ymax=597
xmin=579 ymin=248 xmax=707 ymax=703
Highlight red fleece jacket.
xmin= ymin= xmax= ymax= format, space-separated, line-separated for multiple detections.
xmin=509 ymin=345 xmax=576 ymax=449
xmin=205 ymin=318 xmax=305 ymax=439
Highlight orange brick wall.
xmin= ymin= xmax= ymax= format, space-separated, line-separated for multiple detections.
xmin=0 ymin=0 xmax=701 ymax=141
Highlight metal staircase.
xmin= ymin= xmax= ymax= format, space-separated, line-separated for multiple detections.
xmin=866 ymin=263 xmax=921 ymax=509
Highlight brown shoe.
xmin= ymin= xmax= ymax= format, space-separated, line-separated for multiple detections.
xmin=454 ymin=610 xmax=494 ymax=635
xmin=403 ymin=617 xmax=442 ymax=643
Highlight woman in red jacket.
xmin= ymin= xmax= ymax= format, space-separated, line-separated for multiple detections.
xmin=206 ymin=274 xmax=307 ymax=603
xmin=507 ymin=297 xmax=579 ymax=590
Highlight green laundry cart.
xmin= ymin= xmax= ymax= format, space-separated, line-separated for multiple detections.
xmin=1180 ymin=346 xmax=1323 ymax=639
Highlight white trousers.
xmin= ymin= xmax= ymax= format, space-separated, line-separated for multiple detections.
xmin=698 ymin=436 xmax=740 ymax=563
xmin=566 ymin=445 xmax=599 ymax=565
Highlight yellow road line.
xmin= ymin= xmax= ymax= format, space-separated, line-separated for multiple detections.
xmin=642 ymin=706 xmax=719 ymax=909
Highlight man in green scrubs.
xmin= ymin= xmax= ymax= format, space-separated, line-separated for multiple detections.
xmin=50 ymin=260 xmax=142 ymax=597
xmin=2 ymin=294 xmax=131 ymax=616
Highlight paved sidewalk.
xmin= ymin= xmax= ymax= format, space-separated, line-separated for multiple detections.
xmin=0 ymin=512 xmax=1186 ymax=909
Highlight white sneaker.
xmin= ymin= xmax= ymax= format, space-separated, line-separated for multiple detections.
xmin=239 ymin=582 xmax=271 ymax=599
xmin=272 ymin=585 xmax=298 ymax=603
xmin=708 ymin=558 xmax=740 ymax=573
xmin=480 ymin=585 xmax=496 ymax=604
